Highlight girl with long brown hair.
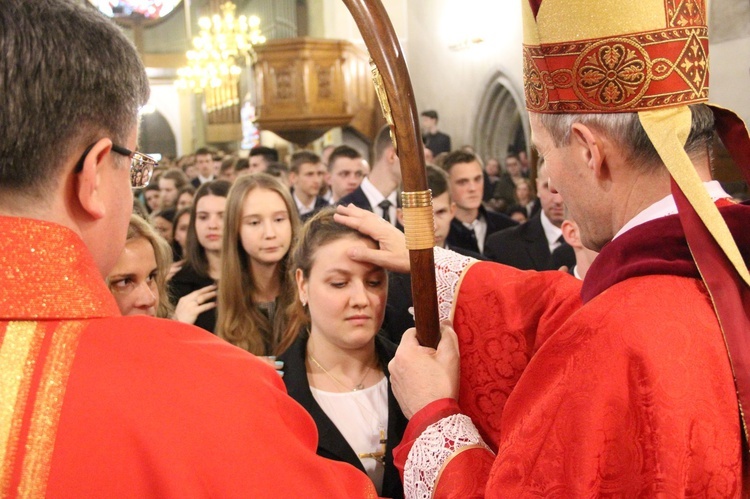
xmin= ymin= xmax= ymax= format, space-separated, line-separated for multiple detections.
xmin=169 ymin=180 xmax=231 ymax=332
xmin=216 ymin=173 xmax=300 ymax=356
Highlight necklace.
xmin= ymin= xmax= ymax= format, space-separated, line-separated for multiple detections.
xmin=308 ymin=353 xmax=373 ymax=391
xmin=308 ymin=350 xmax=387 ymax=464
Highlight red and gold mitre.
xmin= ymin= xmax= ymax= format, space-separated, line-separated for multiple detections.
xmin=522 ymin=0 xmax=709 ymax=113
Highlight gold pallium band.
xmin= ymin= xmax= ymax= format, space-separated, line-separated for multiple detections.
xmin=402 ymin=190 xmax=435 ymax=250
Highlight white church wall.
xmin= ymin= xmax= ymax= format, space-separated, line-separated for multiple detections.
xmin=405 ymin=0 xmax=525 ymax=152
xmin=403 ymin=0 xmax=750 ymax=155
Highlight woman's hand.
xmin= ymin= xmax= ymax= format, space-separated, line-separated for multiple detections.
xmin=172 ymin=284 xmax=217 ymax=325
xmin=334 ymin=204 xmax=410 ymax=273
xmin=166 ymin=260 xmax=184 ymax=282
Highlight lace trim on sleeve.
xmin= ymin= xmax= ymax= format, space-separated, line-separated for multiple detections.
xmin=434 ymin=247 xmax=477 ymax=321
xmin=403 ymin=414 xmax=492 ymax=498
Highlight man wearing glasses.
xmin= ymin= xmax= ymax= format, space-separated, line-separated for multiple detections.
xmin=0 ymin=1 xmax=376 ymax=496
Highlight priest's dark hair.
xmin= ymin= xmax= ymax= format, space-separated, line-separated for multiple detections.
xmin=0 ymin=0 xmax=149 ymax=200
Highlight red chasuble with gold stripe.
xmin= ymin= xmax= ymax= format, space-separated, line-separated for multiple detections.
xmin=0 ymin=216 xmax=376 ymax=498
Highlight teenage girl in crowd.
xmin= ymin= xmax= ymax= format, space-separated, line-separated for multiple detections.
xmin=106 ymin=215 xmax=173 ymax=318
xmin=169 ymin=180 xmax=231 ymax=332
xmin=151 ymin=208 xmax=175 ymax=245
xmin=216 ymin=174 xmax=300 ymax=356
xmin=278 ymin=209 xmax=407 ymax=498
xmin=171 ymin=207 xmax=191 ymax=261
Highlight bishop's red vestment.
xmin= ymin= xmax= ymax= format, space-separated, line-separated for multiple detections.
xmin=395 ymin=203 xmax=747 ymax=497
xmin=0 ymin=216 xmax=377 ymax=498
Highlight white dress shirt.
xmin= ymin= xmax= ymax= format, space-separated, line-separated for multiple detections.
xmin=360 ymin=177 xmax=398 ymax=226
xmin=614 ymin=181 xmax=730 ymax=240
xmin=293 ymin=191 xmax=316 ymax=216
xmin=461 ymin=216 xmax=488 ymax=253
xmin=540 ymin=210 xmax=564 ymax=254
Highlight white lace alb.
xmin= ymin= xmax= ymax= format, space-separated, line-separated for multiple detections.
xmin=433 ymin=247 xmax=476 ymax=321
xmin=403 ymin=414 xmax=491 ymax=498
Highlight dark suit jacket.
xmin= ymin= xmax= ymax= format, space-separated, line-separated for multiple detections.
xmin=298 ymin=196 xmax=330 ymax=223
xmin=278 ymin=333 xmax=407 ymax=498
xmin=446 ymin=205 xmax=517 ymax=255
xmin=484 ymin=213 xmax=575 ymax=271
xmin=422 ymin=131 xmax=451 ymax=156
xmin=338 ymin=186 xmax=403 ymax=231
xmin=337 ymin=186 xmax=371 ymax=211
xmin=168 ymin=265 xmax=216 ymax=333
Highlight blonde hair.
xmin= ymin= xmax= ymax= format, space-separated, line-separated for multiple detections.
xmin=107 ymin=214 xmax=174 ymax=318
xmin=216 ymin=174 xmax=301 ymax=355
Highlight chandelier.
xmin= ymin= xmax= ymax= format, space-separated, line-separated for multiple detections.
xmin=176 ymin=2 xmax=265 ymax=93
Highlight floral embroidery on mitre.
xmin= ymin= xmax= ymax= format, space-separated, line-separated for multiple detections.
xmin=403 ymin=414 xmax=492 ymax=499
xmin=574 ymin=40 xmax=651 ymax=109
xmin=522 ymin=0 xmax=710 ymax=113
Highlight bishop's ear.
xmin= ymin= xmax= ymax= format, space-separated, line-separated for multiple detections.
xmin=74 ymin=138 xmax=113 ymax=220
xmin=570 ymin=123 xmax=607 ymax=180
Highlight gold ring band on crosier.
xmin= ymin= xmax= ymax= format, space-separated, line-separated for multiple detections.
xmin=401 ymin=190 xmax=432 ymax=208
xmin=401 ymin=190 xmax=434 ymax=250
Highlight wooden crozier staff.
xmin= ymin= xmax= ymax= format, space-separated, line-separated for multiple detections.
xmin=341 ymin=0 xmax=441 ymax=348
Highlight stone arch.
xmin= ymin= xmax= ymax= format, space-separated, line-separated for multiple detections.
xmin=140 ymin=110 xmax=177 ymax=159
xmin=473 ymin=71 xmax=529 ymax=165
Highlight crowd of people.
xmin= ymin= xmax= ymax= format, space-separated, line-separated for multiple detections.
xmin=104 ymin=116 xmax=601 ymax=496
xmin=103 ymin=102 xmax=750 ymax=497
xmin=3 ymin=0 xmax=750 ymax=497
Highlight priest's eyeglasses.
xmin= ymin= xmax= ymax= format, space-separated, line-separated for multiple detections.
xmin=75 ymin=143 xmax=158 ymax=189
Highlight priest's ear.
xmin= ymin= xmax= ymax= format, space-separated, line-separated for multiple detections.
xmin=74 ymin=138 xmax=114 ymax=220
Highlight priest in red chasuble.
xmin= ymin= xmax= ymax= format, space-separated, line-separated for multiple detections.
xmin=337 ymin=0 xmax=750 ymax=496
xmin=0 ymin=1 xmax=377 ymax=497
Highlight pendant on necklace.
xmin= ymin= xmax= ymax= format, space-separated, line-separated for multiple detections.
xmin=353 ymin=383 xmax=364 ymax=391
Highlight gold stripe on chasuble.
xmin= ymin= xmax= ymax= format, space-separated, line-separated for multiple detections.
xmin=0 ymin=322 xmax=44 ymax=497
xmin=17 ymin=321 xmax=85 ymax=498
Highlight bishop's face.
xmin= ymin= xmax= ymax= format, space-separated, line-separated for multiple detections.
xmin=529 ymin=113 xmax=612 ymax=252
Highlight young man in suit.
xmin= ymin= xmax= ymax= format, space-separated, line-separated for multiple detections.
xmin=484 ymin=159 xmax=575 ymax=270
xmin=444 ymin=150 xmax=517 ymax=255
xmin=325 ymin=145 xmax=365 ymax=204
xmin=338 ymin=126 xmax=401 ymax=227
xmin=421 ymin=110 xmax=451 ymax=156
xmin=190 ymin=147 xmax=215 ymax=187
xmin=289 ymin=150 xmax=328 ymax=222
xmin=248 ymin=145 xmax=279 ymax=174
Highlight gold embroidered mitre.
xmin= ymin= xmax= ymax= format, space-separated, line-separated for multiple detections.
xmin=522 ymin=0 xmax=708 ymax=113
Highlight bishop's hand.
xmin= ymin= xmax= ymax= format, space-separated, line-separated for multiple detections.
xmin=334 ymin=204 xmax=410 ymax=273
xmin=389 ymin=322 xmax=459 ymax=419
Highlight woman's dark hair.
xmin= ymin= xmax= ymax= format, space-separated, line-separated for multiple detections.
xmin=184 ymin=180 xmax=232 ymax=277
